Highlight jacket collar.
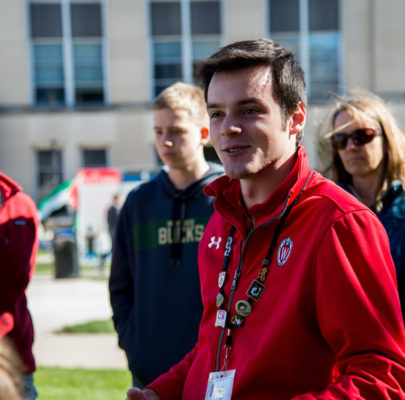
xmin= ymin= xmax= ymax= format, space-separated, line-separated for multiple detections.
xmin=0 ymin=172 xmax=21 ymax=206
xmin=379 ymin=181 xmax=405 ymax=218
xmin=204 ymin=146 xmax=312 ymax=234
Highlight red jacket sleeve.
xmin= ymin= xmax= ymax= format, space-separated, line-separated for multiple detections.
xmin=0 ymin=191 xmax=38 ymax=337
xmin=147 ymin=345 xmax=198 ymax=399
xmin=293 ymin=210 xmax=405 ymax=399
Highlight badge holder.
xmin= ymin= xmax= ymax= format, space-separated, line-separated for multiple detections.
xmin=205 ymin=369 xmax=236 ymax=400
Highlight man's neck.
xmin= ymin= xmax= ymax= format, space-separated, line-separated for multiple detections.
xmin=168 ymin=160 xmax=210 ymax=190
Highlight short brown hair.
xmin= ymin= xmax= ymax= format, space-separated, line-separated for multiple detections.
xmin=152 ymin=82 xmax=208 ymax=126
xmin=197 ymin=38 xmax=307 ymax=143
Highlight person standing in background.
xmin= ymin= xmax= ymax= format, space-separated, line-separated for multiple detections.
xmin=107 ymin=193 xmax=121 ymax=244
xmin=0 ymin=172 xmax=39 ymax=400
xmin=109 ymin=82 xmax=223 ymax=387
xmin=324 ymin=90 xmax=405 ymax=317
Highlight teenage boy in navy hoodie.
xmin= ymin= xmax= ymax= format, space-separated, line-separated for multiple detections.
xmin=109 ymin=82 xmax=223 ymax=387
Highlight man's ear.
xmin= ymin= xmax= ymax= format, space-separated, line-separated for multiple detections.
xmin=289 ymin=102 xmax=306 ymax=136
xmin=201 ymin=127 xmax=210 ymax=142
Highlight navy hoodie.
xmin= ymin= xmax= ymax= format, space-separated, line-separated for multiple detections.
xmin=109 ymin=162 xmax=223 ymax=385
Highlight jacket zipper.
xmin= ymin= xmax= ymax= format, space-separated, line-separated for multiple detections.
xmin=214 ymin=196 xmax=292 ymax=371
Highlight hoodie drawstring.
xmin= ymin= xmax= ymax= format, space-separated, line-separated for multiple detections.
xmin=171 ymin=196 xmax=186 ymax=266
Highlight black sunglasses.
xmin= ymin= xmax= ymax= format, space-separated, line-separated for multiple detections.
xmin=331 ymin=128 xmax=382 ymax=150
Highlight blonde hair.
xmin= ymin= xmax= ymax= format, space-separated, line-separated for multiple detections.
xmin=0 ymin=339 xmax=23 ymax=400
xmin=319 ymin=90 xmax=405 ymax=211
xmin=152 ymin=82 xmax=209 ymax=126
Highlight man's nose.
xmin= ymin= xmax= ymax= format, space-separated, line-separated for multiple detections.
xmin=220 ymin=114 xmax=242 ymax=136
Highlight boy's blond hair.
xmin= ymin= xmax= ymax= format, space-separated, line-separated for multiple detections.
xmin=152 ymin=82 xmax=209 ymax=126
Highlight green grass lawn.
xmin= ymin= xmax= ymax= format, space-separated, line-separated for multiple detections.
xmin=35 ymin=261 xmax=54 ymax=274
xmin=35 ymin=250 xmax=110 ymax=279
xmin=57 ymin=319 xmax=115 ymax=334
xmin=35 ymin=250 xmax=54 ymax=274
xmin=35 ymin=367 xmax=131 ymax=400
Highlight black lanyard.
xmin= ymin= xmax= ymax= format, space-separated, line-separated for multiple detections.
xmin=215 ymin=171 xmax=313 ymax=371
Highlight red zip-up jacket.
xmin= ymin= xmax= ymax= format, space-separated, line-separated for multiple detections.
xmin=0 ymin=172 xmax=38 ymax=373
xmin=149 ymin=147 xmax=405 ymax=399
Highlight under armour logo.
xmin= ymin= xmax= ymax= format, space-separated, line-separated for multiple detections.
xmin=208 ymin=236 xmax=222 ymax=249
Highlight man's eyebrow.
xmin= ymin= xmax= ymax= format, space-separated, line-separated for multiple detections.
xmin=238 ymin=98 xmax=263 ymax=106
xmin=207 ymin=98 xmax=263 ymax=109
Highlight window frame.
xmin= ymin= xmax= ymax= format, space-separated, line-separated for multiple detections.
xmin=148 ymin=0 xmax=225 ymax=99
xmin=81 ymin=148 xmax=108 ymax=168
xmin=266 ymin=0 xmax=343 ymax=102
xmin=36 ymin=148 xmax=64 ymax=200
xmin=27 ymin=0 xmax=108 ymax=108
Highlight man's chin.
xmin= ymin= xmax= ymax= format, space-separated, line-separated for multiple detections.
xmin=224 ymin=167 xmax=250 ymax=180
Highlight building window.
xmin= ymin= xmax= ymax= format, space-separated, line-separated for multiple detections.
xmin=71 ymin=3 xmax=104 ymax=104
xmin=28 ymin=1 xmax=106 ymax=107
xmin=30 ymin=3 xmax=64 ymax=105
xmin=82 ymin=149 xmax=107 ymax=167
xmin=268 ymin=0 xmax=341 ymax=102
xmin=33 ymin=43 xmax=65 ymax=105
xmin=36 ymin=149 xmax=64 ymax=199
xmin=149 ymin=0 xmax=223 ymax=97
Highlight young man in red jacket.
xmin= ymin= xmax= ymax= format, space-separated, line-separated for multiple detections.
xmin=128 ymin=39 xmax=405 ymax=400
xmin=0 ymin=172 xmax=39 ymax=399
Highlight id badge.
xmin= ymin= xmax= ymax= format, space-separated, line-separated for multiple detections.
xmin=204 ymin=369 xmax=236 ymax=400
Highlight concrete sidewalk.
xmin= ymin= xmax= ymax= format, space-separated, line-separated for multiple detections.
xmin=26 ymin=273 xmax=128 ymax=369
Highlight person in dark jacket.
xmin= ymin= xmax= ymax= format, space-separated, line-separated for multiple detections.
xmin=323 ymin=90 xmax=405 ymax=317
xmin=109 ymin=82 xmax=223 ymax=387
xmin=107 ymin=193 xmax=121 ymax=243
xmin=0 ymin=172 xmax=39 ymax=399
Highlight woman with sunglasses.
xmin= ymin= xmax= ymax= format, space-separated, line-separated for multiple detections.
xmin=324 ymin=90 xmax=405 ymax=317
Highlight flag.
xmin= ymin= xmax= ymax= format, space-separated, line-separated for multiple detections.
xmin=38 ymin=178 xmax=78 ymax=221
